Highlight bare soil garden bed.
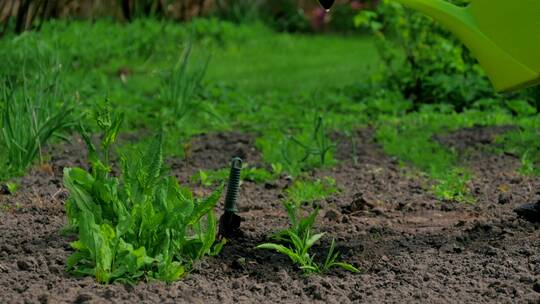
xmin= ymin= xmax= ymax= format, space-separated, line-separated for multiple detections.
xmin=1 ymin=127 xmax=539 ymax=304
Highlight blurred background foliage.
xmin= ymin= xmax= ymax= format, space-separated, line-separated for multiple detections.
xmin=3 ymin=0 xmax=538 ymax=108
xmin=1 ymin=0 xmax=540 ymax=195
xmin=0 ymin=0 xmax=376 ymax=35
xmin=353 ymin=0 xmax=540 ymax=111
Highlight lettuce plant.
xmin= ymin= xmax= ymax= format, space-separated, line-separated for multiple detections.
xmin=63 ymin=106 xmax=224 ymax=283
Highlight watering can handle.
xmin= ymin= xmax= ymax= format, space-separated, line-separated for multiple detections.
xmin=393 ymin=0 xmax=471 ymax=27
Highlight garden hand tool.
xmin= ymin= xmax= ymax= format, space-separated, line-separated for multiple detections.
xmin=218 ymin=157 xmax=243 ymax=238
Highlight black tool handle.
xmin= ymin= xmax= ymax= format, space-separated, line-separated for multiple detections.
xmin=224 ymin=157 xmax=242 ymax=212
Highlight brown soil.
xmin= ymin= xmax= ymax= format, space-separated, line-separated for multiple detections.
xmin=0 ymin=127 xmax=539 ymax=304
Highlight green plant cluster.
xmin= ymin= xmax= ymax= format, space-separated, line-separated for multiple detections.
xmin=0 ymin=66 xmax=74 ymax=180
xmin=257 ymin=116 xmax=337 ymax=176
xmin=64 ymin=107 xmax=224 ymax=283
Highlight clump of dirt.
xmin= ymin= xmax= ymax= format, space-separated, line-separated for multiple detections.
xmin=1 ymin=128 xmax=539 ymax=303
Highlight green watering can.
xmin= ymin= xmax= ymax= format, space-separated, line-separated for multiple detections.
xmin=319 ymin=0 xmax=540 ymax=92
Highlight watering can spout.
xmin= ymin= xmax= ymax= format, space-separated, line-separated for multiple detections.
xmin=393 ymin=0 xmax=540 ymax=92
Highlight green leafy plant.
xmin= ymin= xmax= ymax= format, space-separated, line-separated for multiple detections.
xmin=256 ymin=201 xmax=359 ymax=274
xmin=63 ymin=106 xmax=224 ymax=283
xmin=0 ymin=69 xmax=73 ymax=180
xmin=257 ymin=176 xmax=355 ymax=274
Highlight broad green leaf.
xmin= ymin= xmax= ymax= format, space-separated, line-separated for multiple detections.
xmin=198 ymin=211 xmax=217 ymax=259
xmin=305 ymin=232 xmax=325 ymax=250
xmin=256 ymin=243 xmax=301 ymax=263
xmin=65 ymin=167 xmax=94 ymax=192
xmin=187 ymin=186 xmax=223 ymax=226
xmin=66 ymin=251 xmax=90 ymax=271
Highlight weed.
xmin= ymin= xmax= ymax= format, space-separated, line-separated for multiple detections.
xmin=257 ymin=116 xmax=336 ymax=176
xmin=285 ymin=116 xmax=335 ymax=168
xmin=257 ymin=201 xmax=359 ymax=274
xmin=0 ymin=68 xmax=74 ymax=180
xmin=257 ymin=176 xmax=355 ymax=274
xmin=1 ymin=182 xmax=18 ymax=194
xmin=431 ymin=169 xmax=474 ymax=204
xmin=375 ymin=106 xmax=516 ymax=203
xmin=494 ymin=125 xmax=540 ymax=176
xmin=159 ymin=42 xmax=210 ymax=129
xmin=64 ymin=106 xmax=224 ymax=283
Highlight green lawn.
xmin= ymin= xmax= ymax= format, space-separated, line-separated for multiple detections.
xmin=205 ymin=32 xmax=379 ymax=93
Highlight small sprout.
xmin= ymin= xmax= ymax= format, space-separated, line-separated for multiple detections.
xmin=257 ymin=178 xmax=358 ymax=275
xmin=256 ymin=204 xmax=359 ymax=274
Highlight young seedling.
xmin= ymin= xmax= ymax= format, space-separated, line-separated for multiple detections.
xmin=257 ymin=200 xmax=359 ymax=275
xmin=283 ymin=116 xmax=335 ymax=170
